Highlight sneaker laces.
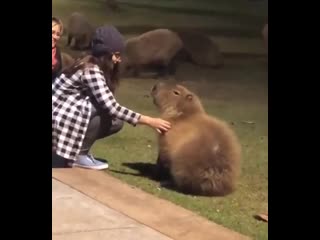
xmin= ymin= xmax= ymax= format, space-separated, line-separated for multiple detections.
xmin=87 ymin=153 xmax=96 ymax=162
xmin=87 ymin=153 xmax=108 ymax=165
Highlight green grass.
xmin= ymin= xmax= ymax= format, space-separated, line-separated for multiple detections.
xmin=53 ymin=0 xmax=268 ymax=239
xmin=54 ymin=0 xmax=267 ymax=56
xmin=53 ymin=0 xmax=267 ymax=37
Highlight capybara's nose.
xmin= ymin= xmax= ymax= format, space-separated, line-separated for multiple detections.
xmin=151 ymin=83 xmax=158 ymax=93
xmin=151 ymin=82 xmax=164 ymax=93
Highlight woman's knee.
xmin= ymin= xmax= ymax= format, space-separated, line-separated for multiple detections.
xmin=98 ymin=117 xmax=124 ymax=139
xmin=110 ymin=118 xmax=124 ymax=134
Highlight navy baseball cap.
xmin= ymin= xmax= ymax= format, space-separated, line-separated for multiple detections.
xmin=91 ymin=25 xmax=125 ymax=57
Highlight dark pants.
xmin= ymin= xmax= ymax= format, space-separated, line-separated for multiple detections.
xmin=52 ymin=102 xmax=123 ymax=168
xmin=79 ymin=102 xmax=124 ymax=155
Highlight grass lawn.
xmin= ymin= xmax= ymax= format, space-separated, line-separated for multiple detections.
xmin=53 ymin=0 xmax=267 ymax=37
xmin=53 ymin=0 xmax=268 ymax=239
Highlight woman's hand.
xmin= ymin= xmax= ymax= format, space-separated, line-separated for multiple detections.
xmin=139 ymin=115 xmax=171 ymax=134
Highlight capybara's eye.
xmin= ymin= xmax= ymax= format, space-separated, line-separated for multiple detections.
xmin=173 ymin=90 xmax=180 ymax=95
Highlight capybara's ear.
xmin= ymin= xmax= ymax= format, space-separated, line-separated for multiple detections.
xmin=186 ymin=94 xmax=193 ymax=101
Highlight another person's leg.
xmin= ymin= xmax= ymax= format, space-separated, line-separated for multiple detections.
xmin=72 ymin=103 xmax=124 ymax=170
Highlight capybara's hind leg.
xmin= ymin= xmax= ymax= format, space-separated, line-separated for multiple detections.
xmin=67 ymin=34 xmax=72 ymax=47
xmin=154 ymin=152 xmax=171 ymax=181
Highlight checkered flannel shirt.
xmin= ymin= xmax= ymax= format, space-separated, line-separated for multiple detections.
xmin=52 ymin=65 xmax=141 ymax=161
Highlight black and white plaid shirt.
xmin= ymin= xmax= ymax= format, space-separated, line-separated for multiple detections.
xmin=52 ymin=65 xmax=141 ymax=161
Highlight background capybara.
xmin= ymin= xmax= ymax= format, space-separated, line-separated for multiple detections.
xmin=66 ymin=12 xmax=94 ymax=50
xmin=151 ymin=82 xmax=242 ymax=196
xmin=176 ymin=31 xmax=224 ymax=68
xmin=121 ymin=29 xmax=184 ymax=78
xmin=61 ymin=52 xmax=75 ymax=70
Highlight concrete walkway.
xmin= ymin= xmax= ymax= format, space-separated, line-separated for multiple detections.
xmin=53 ymin=168 xmax=250 ymax=240
xmin=53 ymin=179 xmax=172 ymax=240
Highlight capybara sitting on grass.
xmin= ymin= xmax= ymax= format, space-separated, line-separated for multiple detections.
xmin=176 ymin=31 xmax=224 ymax=68
xmin=66 ymin=12 xmax=94 ymax=50
xmin=121 ymin=29 xmax=183 ymax=78
xmin=150 ymin=82 xmax=241 ymax=196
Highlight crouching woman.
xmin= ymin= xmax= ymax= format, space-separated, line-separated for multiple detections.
xmin=52 ymin=25 xmax=171 ymax=170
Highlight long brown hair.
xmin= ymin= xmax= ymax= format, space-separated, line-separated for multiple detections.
xmin=62 ymin=53 xmax=120 ymax=93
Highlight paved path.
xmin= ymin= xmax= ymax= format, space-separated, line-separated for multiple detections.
xmin=52 ymin=168 xmax=250 ymax=240
xmin=53 ymin=179 xmax=172 ymax=240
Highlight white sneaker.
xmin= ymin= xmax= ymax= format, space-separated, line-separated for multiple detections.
xmin=70 ymin=154 xmax=109 ymax=170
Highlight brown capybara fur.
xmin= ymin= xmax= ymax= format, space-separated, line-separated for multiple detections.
xmin=121 ymin=29 xmax=183 ymax=78
xmin=176 ymin=31 xmax=224 ymax=68
xmin=150 ymin=82 xmax=241 ymax=196
xmin=61 ymin=52 xmax=75 ymax=70
xmin=66 ymin=12 xmax=94 ymax=50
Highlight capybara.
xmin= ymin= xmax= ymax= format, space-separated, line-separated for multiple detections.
xmin=121 ymin=29 xmax=183 ymax=78
xmin=66 ymin=12 xmax=94 ymax=50
xmin=176 ymin=31 xmax=224 ymax=68
xmin=150 ymin=82 xmax=241 ymax=196
xmin=61 ymin=52 xmax=75 ymax=70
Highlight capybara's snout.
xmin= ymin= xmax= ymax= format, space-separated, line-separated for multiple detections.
xmin=151 ymin=82 xmax=165 ymax=95
xmin=151 ymin=83 xmax=158 ymax=93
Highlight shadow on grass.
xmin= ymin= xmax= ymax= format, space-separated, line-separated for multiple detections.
xmin=123 ymin=162 xmax=158 ymax=179
xmin=108 ymin=162 xmax=181 ymax=193
xmin=108 ymin=162 xmax=157 ymax=180
xmin=116 ymin=162 xmax=231 ymax=197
